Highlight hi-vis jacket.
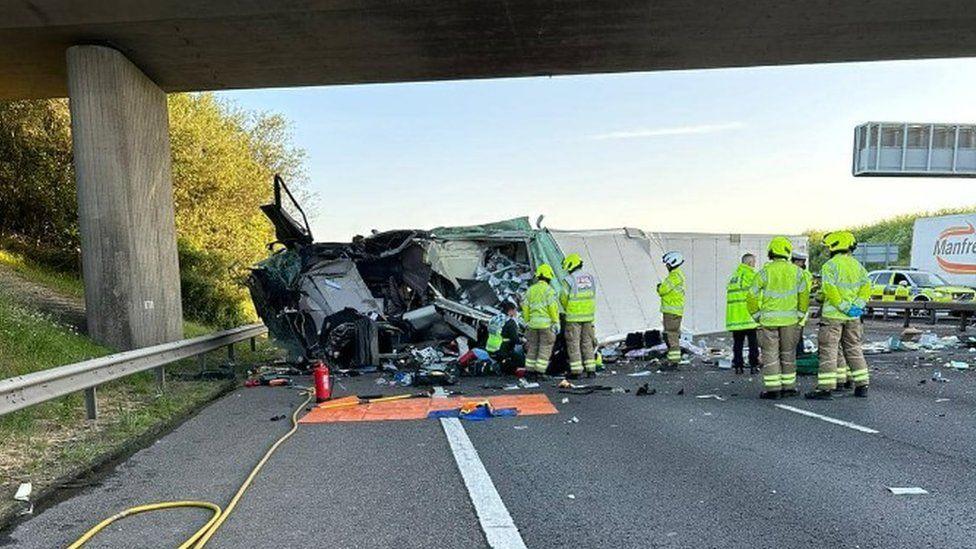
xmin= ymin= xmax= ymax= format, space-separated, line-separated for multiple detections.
xmin=560 ymin=270 xmax=597 ymax=323
xmin=820 ymin=254 xmax=870 ymax=321
xmin=747 ymin=258 xmax=810 ymax=327
xmin=522 ymin=280 xmax=560 ymax=329
xmin=725 ymin=263 xmax=758 ymax=331
xmin=657 ymin=267 xmax=686 ymax=316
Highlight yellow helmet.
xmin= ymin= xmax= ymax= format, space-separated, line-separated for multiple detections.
xmin=823 ymin=231 xmax=856 ymax=253
xmin=535 ymin=263 xmax=555 ymax=280
xmin=768 ymin=236 xmax=793 ymax=258
xmin=562 ymin=253 xmax=583 ymax=272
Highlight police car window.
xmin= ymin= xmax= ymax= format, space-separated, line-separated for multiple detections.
xmin=869 ymin=273 xmax=883 ymax=284
xmin=909 ymin=272 xmax=948 ymax=287
xmin=892 ymin=273 xmax=911 ymax=286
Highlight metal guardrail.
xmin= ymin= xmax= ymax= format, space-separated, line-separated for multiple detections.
xmin=866 ymin=300 xmax=976 ymax=331
xmin=0 ymin=323 xmax=267 ymax=419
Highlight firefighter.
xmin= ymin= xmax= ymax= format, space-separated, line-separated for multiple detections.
xmin=560 ymin=253 xmax=598 ymax=379
xmin=725 ymin=253 xmax=760 ymax=374
xmin=486 ymin=301 xmax=523 ymax=374
xmin=747 ymin=237 xmax=810 ymax=399
xmin=521 ymin=263 xmax=560 ymax=378
xmin=806 ymin=231 xmax=871 ymax=399
xmin=657 ymin=251 xmax=686 ymax=369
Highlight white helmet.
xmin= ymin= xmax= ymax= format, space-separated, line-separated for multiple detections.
xmin=662 ymin=251 xmax=684 ymax=268
xmin=791 ymin=251 xmax=808 ymax=261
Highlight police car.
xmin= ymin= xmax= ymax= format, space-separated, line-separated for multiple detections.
xmin=868 ymin=267 xmax=975 ymax=303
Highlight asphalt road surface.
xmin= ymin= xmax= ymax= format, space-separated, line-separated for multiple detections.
xmin=4 ymin=320 xmax=976 ymax=548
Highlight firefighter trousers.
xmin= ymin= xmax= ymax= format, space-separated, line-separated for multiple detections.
xmin=758 ymin=325 xmax=800 ymax=391
xmin=525 ymin=328 xmax=556 ymax=374
xmin=816 ymin=319 xmax=869 ymax=390
xmin=565 ymin=321 xmax=596 ymax=374
xmin=663 ymin=313 xmax=682 ymax=363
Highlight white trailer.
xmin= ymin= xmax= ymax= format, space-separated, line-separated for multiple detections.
xmin=550 ymin=229 xmax=807 ymax=338
xmin=911 ymin=213 xmax=976 ymax=288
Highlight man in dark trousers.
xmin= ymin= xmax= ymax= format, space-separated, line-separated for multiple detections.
xmin=725 ymin=253 xmax=760 ymax=374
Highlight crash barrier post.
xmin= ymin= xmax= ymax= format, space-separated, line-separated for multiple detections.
xmin=866 ymin=301 xmax=976 ymax=332
xmin=0 ymin=324 xmax=267 ymax=420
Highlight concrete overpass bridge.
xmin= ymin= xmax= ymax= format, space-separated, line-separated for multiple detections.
xmin=3 ymin=1 xmax=976 ymax=349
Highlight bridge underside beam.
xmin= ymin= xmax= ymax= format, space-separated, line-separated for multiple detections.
xmin=4 ymin=1 xmax=976 ymax=99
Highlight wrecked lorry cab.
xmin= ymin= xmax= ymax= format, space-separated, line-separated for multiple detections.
xmin=247 ymin=176 xmax=568 ymax=367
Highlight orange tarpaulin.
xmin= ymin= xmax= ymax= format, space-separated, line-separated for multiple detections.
xmin=299 ymin=393 xmax=558 ymax=424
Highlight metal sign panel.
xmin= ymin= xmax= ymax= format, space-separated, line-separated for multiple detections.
xmin=853 ymin=243 xmax=899 ymax=264
xmin=853 ymin=122 xmax=976 ymax=177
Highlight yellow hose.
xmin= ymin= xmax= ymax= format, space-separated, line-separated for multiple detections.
xmin=68 ymin=390 xmax=312 ymax=549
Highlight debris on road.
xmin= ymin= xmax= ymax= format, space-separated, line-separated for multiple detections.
xmin=566 ymin=416 xmax=580 ymax=424
xmin=932 ymin=371 xmax=949 ymax=382
xmin=696 ymin=394 xmax=726 ymax=401
xmin=635 ymin=383 xmax=656 ymax=396
xmin=886 ymin=486 xmax=929 ymax=495
xmin=14 ymin=482 xmax=32 ymax=516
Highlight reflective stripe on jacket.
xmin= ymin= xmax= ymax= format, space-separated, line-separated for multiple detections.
xmin=725 ymin=263 xmax=758 ymax=331
xmin=560 ymin=270 xmax=597 ymax=323
xmin=657 ymin=267 xmax=686 ymax=316
xmin=820 ymin=254 xmax=870 ymax=321
xmin=522 ymin=280 xmax=559 ymax=329
xmin=747 ymin=259 xmax=809 ymax=327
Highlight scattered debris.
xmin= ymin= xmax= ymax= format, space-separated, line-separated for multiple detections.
xmin=935 ymin=398 xmax=950 ymax=403
xmin=627 ymin=370 xmax=652 ymax=377
xmin=269 ymin=414 xmax=287 ymax=421
xmin=514 ymin=425 xmax=529 ymax=430
xmin=635 ymin=383 xmax=656 ymax=396
xmin=946 ymin=360 xmax=970 ymax=370
xmin=886 ymin=486 xmax=928 ymax=495
xmin=567 ymin=494 xmax=576 ymax=500
xmin=561 ymin=397 xmax=570 ymax=404
xmin=932 ymin=371 xmax=948 ymax=383
xmin=567 ymin=416 xmax=580 ymax=424
xmin=13 ymin=482 xmax=32 ymax=515
xmin=696 ymin=394 xmax=726 ymax=401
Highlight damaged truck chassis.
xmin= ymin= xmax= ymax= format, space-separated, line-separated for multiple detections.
xmin=247 ymin=176 xmax=568 ymax=373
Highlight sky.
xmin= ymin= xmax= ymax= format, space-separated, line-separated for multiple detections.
xmin=219 ymin=58 xmax=976 ymax=242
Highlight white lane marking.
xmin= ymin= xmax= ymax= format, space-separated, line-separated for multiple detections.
xmin=774 ymin=404 xmax=880 ymax=434
xmin=440 ymin=418 xmax=528 ymax=549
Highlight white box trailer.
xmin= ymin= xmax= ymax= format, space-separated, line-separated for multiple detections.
xmin=550 ymin=228 xmax=807 ymax=339
xmin=911 ymin=213 xmax=976 ymax=288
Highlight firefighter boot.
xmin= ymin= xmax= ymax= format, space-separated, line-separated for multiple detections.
xmin=805 ymin=389 xmax=833 ymax=400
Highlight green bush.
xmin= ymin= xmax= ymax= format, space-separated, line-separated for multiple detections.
xmin=178 ymin=241 xmax=251 ymax=328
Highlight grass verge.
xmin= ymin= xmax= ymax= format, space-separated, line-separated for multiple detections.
xmin=0 ymin=291 xmax=279 ymax=528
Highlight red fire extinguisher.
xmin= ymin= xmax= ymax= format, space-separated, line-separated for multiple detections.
xmin=313 ymin=361 xmax=332 ymax=402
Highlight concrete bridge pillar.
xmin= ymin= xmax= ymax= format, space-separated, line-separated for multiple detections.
xmin=66 ymin=45 xmax=183 ymax=350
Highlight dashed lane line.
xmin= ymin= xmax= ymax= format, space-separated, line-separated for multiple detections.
xmin=440 ymin=418 xmax=528 ymax=549
xmin=775 ymin=404 xmax=880 ymax=434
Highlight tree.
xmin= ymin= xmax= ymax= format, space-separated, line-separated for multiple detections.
xmin=0 ymin=93 xmax=309 ymax=327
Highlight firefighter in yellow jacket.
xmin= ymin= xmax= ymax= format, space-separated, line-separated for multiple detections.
xmin=560 ymin=253 xmax=598 ymax=379
xmin=657 ymin=251 xmax=686 ymax=369
xmin=747 ymin=237 xmax=810 ymax=399
xmin=521 ymin=264 xmax=560 ymax=378
xmin=806 ymin=231 xmax=872 ymax=399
